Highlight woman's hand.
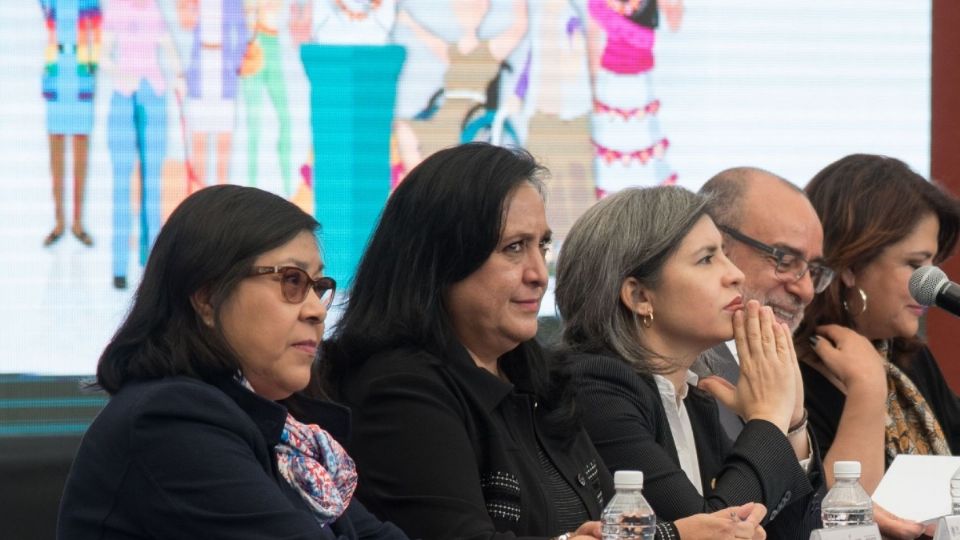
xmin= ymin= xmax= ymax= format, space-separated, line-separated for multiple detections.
xmin=873 ymin=504 xmax=927 ymax=540
xmin=808 ymin=325 xmax=888 ymax=490
xmin=699 ymin=301 xmax=796 ymax=433
xmin=675 ymin=503 xmax=767 ymax=540
xmin=567 ymin=520 xmax=602 ymax=539
xmin=808 ymin=324 xmax=887 ymax=395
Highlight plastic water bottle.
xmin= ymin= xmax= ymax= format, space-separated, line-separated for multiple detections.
xmin=821 ymin=461 xmax=874 ymax=527
xmin=601 ymin=470 xmax=656 ymax=540
xmin=951 ymin=465 xmax=960 ymax=514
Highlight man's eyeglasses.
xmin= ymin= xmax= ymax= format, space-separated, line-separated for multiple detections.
xmin=718 ymin=226 xmax=835 ymax=294
xmin=250 ymin=266 xmax=336 ymax=306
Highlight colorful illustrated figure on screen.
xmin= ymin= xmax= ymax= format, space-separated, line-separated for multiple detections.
xmin=518 ymin=0 xmax=595 ymax=255
xmin=294 ymin=0 xmax=404 ymax=286
xmin=388 ymin=0 xmax=452 ymax=184
xmin=390 ymin=0 xmax=528 ymax=185
xmin=103 ymin=0 xmax=184 ymax=290
xmin=586 ymin=0 xmax=682 ymax=196
xmin=40 ymin=0 xmax=101 ymax=248
xmin=240 ymin=0 xmax=293 ymax=196
xmin=177 ymin=0 xmax=248 ymax=189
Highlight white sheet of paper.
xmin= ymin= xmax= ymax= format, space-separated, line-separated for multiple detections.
xmin=872 ymin=455 xmax=960 ymax=522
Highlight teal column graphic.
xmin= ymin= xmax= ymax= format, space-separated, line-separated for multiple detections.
xmin=300 ymin=44 xmax=406 ymax=288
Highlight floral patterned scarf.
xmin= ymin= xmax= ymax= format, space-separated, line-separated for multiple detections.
xmin=239 ymin=377 xmax=358 ymax=524
xmin=884 ymin=359 xmax=951 ymax=461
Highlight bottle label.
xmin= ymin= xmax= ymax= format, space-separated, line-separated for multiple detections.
xmin=934 ymin=515 xmax=960 ymax=540
xmin=809 ymin=524 xmax=880 ymax=540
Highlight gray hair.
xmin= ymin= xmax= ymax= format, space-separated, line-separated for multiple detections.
xmin=700 ymin=166 xmax=800 ymax=228
xmin=556 ymin=186 xmax=710 ymax=373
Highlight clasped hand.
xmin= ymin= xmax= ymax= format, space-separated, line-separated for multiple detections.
xmin=699 ymin=300 xmax=798 ymax=433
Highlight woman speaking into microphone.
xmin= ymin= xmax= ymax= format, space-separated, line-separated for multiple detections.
xmin=796 ymin=154 xmax=960 ymax=518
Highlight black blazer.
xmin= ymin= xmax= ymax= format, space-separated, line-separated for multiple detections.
xmin=338 ymin=341 xmax=614 ymax=540
xmin=57 ymin=376 xmax=408 ymax=540
xmin=570 ymin=352 xmax=824 ymax=540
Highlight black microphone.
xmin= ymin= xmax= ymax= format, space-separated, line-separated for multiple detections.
xmin=909 ymin=266 xmax=960 ymax=317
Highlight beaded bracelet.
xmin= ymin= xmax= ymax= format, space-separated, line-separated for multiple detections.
xmin=788 ymin=408 xmax=809 ymax=436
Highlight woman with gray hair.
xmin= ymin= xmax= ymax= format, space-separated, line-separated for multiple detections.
xmin=556 ymin=186 xmax=823 ymax=539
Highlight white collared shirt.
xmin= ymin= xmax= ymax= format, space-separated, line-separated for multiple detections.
xmin=724 ymin=339 xmax=740 ymax=366
xmin=653 ymin=370 xmax=704 ymax=495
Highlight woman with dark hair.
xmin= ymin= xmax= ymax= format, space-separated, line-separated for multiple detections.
xmin=555 ymin=186 xmax=822 ymax=540
xmin=796 ymin=154 xmax=960 ymax=502
xmin=58 ymin=185 xmax=407 ymax=540
xmin=327 ymin=143 xmax=766 ymax=540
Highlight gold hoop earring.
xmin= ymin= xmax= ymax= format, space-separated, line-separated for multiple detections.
xmin=843 ymin=287 xmax=868 ymax=317
xmin=640 ymin=311 xmax=654 ymax=328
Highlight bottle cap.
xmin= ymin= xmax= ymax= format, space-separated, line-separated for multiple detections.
xmin=833 ymin=460 xmax=861 ymax=477
xmin=614 ymin=470 xmax=644 ymax=489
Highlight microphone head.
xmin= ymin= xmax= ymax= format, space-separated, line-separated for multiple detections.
xmin=909 ymin=266 xmax=949 ymax=306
